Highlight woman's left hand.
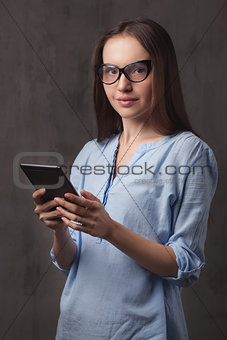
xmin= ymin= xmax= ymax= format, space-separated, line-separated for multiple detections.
xmin=54 ymin=189 xmax=114 ymax=239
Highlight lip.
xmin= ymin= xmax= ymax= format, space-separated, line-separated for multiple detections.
xmin=116 ymin=97 xmax=138 ymax=107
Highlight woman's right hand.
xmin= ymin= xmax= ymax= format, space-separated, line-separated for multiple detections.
xmin=33 ymin=188 xmax=67 ymax=231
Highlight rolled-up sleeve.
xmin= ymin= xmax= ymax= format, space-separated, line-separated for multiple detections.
xmin=50 ymin=227 xmax=78 ymax=276
xmin=163 ymin=142 xmax=218 ymax=287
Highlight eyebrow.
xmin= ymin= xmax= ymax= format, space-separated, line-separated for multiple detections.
xmin=102 ymin=60 xmax=149 ymax=67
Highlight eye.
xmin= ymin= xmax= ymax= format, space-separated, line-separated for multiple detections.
xmin=103 ymin=66 xmax=118 ymax=75
xmin=133 ymin=67 xmax=146 ymax=74
xmin=126 ymin=62 xmax=147 ymax=76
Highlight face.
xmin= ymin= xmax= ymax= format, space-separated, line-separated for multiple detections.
xmin=102 ymin=34 xmax=153 ymax=122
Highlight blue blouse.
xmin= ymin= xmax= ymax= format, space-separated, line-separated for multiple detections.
xmin=51 ymin=131 xmax=218 ymax=340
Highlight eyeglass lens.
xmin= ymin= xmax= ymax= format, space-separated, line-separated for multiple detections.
xmin=100 ymin=62 xmax=149 ymax=84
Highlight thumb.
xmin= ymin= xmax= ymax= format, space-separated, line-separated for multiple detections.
xmin=80 ymin=189 xmax=101 ymax=203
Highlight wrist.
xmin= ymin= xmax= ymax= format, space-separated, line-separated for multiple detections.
xmin=105 ymin=219 xmax=120 ymax=242
xmin=54 ymin=224 xmax=68 ymax=237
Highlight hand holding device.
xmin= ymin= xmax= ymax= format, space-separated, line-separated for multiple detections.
xmin=20 ymin=163 xmax=78 ymax=230
xmin=32 ymin=188 xmax=67 ymax=230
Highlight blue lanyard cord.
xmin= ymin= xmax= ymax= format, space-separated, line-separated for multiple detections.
xmin=102 ymin=165 xmax=114 ymax=206
xmin=96 ymin=144 xmax=119 ymax=244
xmin=74 ymin=230 xmax=82 ymax=273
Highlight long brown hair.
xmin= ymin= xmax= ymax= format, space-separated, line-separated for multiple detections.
xmin=92 ymin=17 xmax=198 ymax=142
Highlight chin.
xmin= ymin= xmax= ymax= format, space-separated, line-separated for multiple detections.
xmin=119 ymin=114 xmax=145 ymax=121
xmin=117 ymin=109 xmax=149 ymax=121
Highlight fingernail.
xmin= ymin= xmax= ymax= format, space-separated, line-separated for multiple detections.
xmin=54 ymin=197 xmax=62 ymax=202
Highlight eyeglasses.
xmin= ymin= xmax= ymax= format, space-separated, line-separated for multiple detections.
xmin=96 ymin=60 xmax=153 ymax=85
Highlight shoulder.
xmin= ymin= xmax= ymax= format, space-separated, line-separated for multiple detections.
xmin=171 ymin=131 xmax=217 ymax=167
xmin=81 ymin=134 xmax=116 ymax=154
xmin=72 ymin=134 xmax=117 ymax=164
xmin=171 ymin=131 xmax=218 ymax=196
xmin=172 ymin=131 xmax=209 ymax=151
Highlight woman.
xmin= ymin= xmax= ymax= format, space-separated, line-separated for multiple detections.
xmin=33 ymin=18 xmax=218 ymax=340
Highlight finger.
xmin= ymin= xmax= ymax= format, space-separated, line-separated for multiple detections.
xmin=63 ymin=193 xmax=97 ymax=209
xmin=61 ymin=217 xmax=91 ymax=234
xmin=34 ymin=199 xmax=60 ymax=214
xmin=42 ymin=199 xmax=59 ymax=212
xmin=56 ymin=206 xmax=86 ymax=223
xmin=39 ymin=209 xmax=63 ymax=222
xmin=32 ymin=188 xmax=46 ymax=205
xmin=54 ymin=197 xmax=87 ymax=216
xmin=80 ymin=189 xmax=101 ymax=203
xmin=44 ymin=219 xmax=64 ymax=229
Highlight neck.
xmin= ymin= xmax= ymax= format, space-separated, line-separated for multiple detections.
xmin=119 ymin=119 xmax=161 ymax=146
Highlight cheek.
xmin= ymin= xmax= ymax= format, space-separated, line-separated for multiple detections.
xmin=141 ymin=81 xmax=152 ymax=102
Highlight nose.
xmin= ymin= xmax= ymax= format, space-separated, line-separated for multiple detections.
xmin=116 ymin=72 xmax=132 ymax=92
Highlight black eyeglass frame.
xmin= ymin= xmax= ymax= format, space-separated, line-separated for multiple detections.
xmin=95 ymin=60 xmax=153 ymax=85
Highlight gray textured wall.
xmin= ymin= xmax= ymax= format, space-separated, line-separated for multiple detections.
xmin=0 ymin=1 xmax=226 ymax=339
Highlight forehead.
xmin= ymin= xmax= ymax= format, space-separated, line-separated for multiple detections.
xmin=102 ymin=34 xmax=150 ymax=66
